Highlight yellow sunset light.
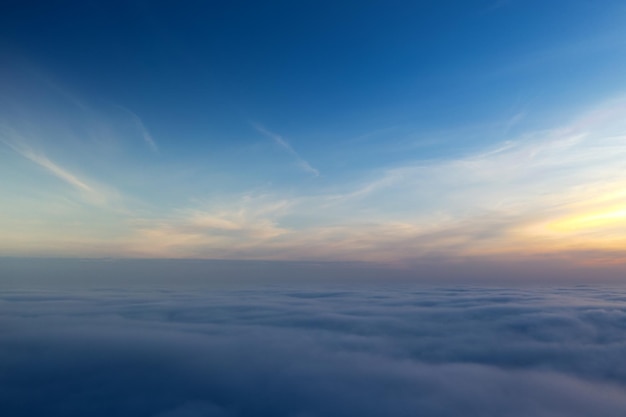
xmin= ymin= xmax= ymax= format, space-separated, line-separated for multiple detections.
xmin=549 ymin=207 xmax=626 ymax=233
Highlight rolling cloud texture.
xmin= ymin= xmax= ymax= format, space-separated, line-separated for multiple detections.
xmin=2 ymin=285 xmax=626 ymax=416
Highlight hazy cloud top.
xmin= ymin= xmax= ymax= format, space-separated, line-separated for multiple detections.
xmin=2 ymin=285 xmax=626 ymax=416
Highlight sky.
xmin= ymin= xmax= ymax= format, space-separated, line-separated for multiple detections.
xmin=2 ymin=0 xmax=626 ymax=273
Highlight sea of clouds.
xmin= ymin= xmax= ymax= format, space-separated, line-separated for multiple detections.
xmin=2 ymin=285 xmax=626 ymax=416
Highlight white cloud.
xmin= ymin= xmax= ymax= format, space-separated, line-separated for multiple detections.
xmin=252 ymin=123 xmax=319 ymax=176
xmin=116 ymin=105 xmax=158 ymax=152
xmin=0 ymin=125 xmax=123 ymax=209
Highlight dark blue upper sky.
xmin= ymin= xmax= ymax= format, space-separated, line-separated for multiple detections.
xmin=4 ymin=1 xmax=625 ymax=151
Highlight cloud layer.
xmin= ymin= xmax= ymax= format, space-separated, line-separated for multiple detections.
xmin=2 ymin=285 xmax=626 ymax=416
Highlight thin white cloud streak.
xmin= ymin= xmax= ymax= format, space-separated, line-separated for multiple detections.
xmin=252 ymin=123 xmax=319 ymax=176
xmin=17 ymin=147 xmax=92 ymax=193
xmin=0 ymin=125 xmax=120 ymax=207
xmin=116 ymin=105 xmax=158 ymax=152
xmin=502 ymin=111 xmax=526 ymax=135
xmin=0 ymin=128 xmax=86 ymax=191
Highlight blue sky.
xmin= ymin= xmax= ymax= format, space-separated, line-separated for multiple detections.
xmin=2 ymin=0 xmax=626 ymax=267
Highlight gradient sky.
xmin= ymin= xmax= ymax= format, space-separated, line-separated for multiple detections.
xmin=2 ymin=0 xmax=626 ymax=268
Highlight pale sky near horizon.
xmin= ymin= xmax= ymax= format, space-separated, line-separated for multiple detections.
xmin=2 ymin=0 xmax=626 ymax=272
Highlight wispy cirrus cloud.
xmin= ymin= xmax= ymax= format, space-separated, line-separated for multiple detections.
xmin=0 ymin=123 xmax=125 ymax=211
xmin=126 ymin=194 xmax=292 ymax=258
xmin=252 ymin=123 xmax=319 ymax=176
xmin=6 ymin=142 xmax=91 ymax=192
xmin=116 ymin=105 xmax=158 ymax=152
